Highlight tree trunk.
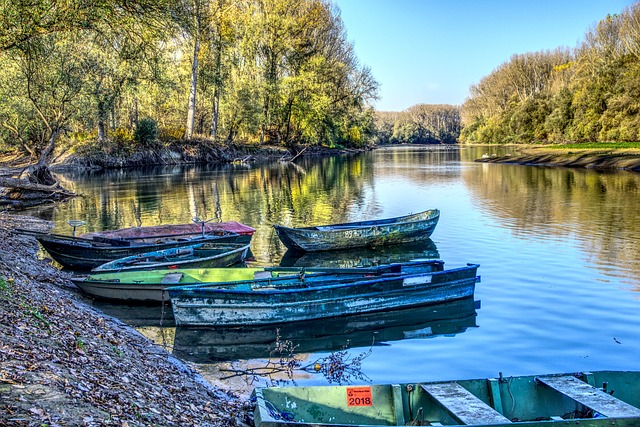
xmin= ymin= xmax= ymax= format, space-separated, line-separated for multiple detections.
xmin=210 ymin=87 xmax=219 ymax=143
xmin=97 ymin=119 xmax=107 ymax=143
xmin=15 ymin=129 xmax=59 ymax=187
xmin=185 ymin=36 xmax=200 ymax=140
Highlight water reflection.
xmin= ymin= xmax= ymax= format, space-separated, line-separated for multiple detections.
xmin=172 ymin=297 xmax=479 ymax=363
xmin=25 ymin=145 xmax=640 ymax=285
xmin=280 ymin=239 xmax=439 ymax=268
xmin=463 ymin=163 xmax=640 ymax=282
xmin=26 ymin=145 xmax=640 ymax=387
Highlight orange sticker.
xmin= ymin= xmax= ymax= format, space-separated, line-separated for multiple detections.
xmin=346 ymin=387 xmax=373 ymax=407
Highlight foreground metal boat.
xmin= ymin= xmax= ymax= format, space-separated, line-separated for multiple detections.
xmin=254 ymin=370 xmax=640 ymax=427
xmin=168 ymin=262 xmax=478 ymax=327
xmin=72 ymin=260 xmax=445 ymax=303
xmin=16 ymin=220 xmax=254 ymax=270
xmin=273 ymin=209 xmax=440 ymax=252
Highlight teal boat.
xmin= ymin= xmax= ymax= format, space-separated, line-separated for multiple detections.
xmin=254 ymin=371 xmax=640 ymax=427
xmin=71 ymin=260 xmax=445 ymax=303
xmin=168 ymin=262 xmax=477 ymax=327
xmin=172 ymin=297 xmax=479 ymax=362
xmin=274 ymin=209 xmax=440 ymax=252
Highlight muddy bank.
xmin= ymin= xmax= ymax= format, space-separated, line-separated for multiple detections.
xmin=475 ymin=149 xmax=640 ymax=172
xmin=0 ymin=213 xmax=250 ymax=426
xmin=53 ymin=143 xmax=366 ymax=171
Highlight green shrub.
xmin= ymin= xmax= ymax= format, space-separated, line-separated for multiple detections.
xmin=134 ymin=118 xmax=158 ymax=145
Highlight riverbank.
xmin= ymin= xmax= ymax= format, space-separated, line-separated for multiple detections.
xmin=474 ymin=146 xmax=640 ymax=172
xmin=0 ymin=213 xmax=250 ymax=426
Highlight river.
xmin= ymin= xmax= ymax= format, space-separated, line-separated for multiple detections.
xmin=25 ymin=145 xmax=640 ymax=391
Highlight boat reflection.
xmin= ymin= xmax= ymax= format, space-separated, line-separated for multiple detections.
xmin=172 ymin=297 xmax=479 ymax=363
xmin=91 ymin=300 xmax=175 ymax=327
xmin=279 ymin=239 xmax=439 ymax=268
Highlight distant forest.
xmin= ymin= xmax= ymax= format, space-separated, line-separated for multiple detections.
xmin=374 ymin=105 xmax=461 ymax=145
xmin=383 ymin=2 xmax=640 ymax=146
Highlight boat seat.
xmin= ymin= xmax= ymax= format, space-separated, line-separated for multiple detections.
xmin=161 ymin=272 xmax=184 ymax=284
xmin=254 ymin=271 xmax=273 ymax=280
xmin=421 ymin=383 xmax=511 ymax=425
xmin=537 ymin=375 xmax=640 ymax=418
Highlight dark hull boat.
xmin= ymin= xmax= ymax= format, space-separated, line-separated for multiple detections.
xmin=273 ymin=209 xmax=439 ymax=252
xmin=16 ymin=221 xmax=254 ymax=270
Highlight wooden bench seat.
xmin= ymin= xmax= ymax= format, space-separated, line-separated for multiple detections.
xmin=537 ymin=375 xmax=640 ymax=418
xmin=421 ymin=383 xmax=511 ymax=425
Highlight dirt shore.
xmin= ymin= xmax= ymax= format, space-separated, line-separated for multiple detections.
xmin=0 ymin=213 xmax=250 ymax=427
xmin=474 ymin=147 xmax=640 ymax=171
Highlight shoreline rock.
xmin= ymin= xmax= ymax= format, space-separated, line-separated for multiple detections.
xmin=0 ymin=213 xmax=249 ymax=427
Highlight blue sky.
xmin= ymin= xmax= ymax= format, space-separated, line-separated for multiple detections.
xmin=333 ymin=0 xmax=635 ymax=111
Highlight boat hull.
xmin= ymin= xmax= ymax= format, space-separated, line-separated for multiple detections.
xmin=72 ymin=267 xmax=266 ymax=303
xmin=274 ymin=209 xmax=439 ymax=252
xmin=254 ymin=370 xmax=640 ymax=427
xmin=35 ymin=231 xmax=250 ymax=270
xmin=91 ymin=242 xmax=250 ymax=273
xmin=72 ymin=261 xmax=445 ymax=303
xmin=172 ymin=296 xmax=478 ymax=362
xmin=168 ymin=263 xmax=478 ymax=326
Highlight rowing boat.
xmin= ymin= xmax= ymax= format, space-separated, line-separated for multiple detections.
xmin=167 ymin=261 xmax=478 ymax=326
xmin=91 ymin=242 xmax=250 ymax=273
xmin=172 ymin=296 xmax=478 ymax=362
xmin=254 ymin=370 xmax=640 ymax=427
xmin=15 ymin=220 xmax=254 ymax=270
xmin=72 ymin=260 xmax=445 ymax=303
xmin=273 ymin=209 xmax=439 ymax=252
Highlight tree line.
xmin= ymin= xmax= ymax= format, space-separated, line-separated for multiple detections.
xmin=0 ymin=0 xmax=379 ymax=167
xmin=374 ymin=105 xmax=461 ymax=145
xmin=460 ymin=3 xmax=640 ymax=144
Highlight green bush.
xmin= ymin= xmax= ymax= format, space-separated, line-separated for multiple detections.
xmin=134 ymin=118 xmax=158 ymax=145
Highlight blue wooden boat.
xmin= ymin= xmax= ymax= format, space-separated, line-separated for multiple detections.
xmin=72 ymin=260 xmax=445 ymax=303
xmin=167 ymin=261 xmax=478 ymax=327
xmin=254 ymin=370 xmax=640 ymax=427
xmin=273 ymin=209 xmax=439 ymax=252
xmin=172 ymin=296 xmax=478 ymax=362
xmin=91 ymin=242 xmax=251 ymax=273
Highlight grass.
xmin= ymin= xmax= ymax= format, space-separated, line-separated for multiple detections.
xmin=545 ymin=142 xmax=640 ymax=150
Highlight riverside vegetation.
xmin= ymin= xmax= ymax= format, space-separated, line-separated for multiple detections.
xmin=3 ymin=1 xmax=640 ymax=187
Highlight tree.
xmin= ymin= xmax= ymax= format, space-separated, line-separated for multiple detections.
xmin=11 ymin=33 xmax=88 ymax=182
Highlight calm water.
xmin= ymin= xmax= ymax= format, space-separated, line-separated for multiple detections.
xmin=27 ymin=146 xmax=640 ymax=390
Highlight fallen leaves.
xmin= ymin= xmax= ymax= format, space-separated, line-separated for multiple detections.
xmin=0 ymin=214 xmax=247 ymax=426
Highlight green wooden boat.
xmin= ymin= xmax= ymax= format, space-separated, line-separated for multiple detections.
xmin=254 ymin=371 xmax=640 ymax=427
xmin=273 ymin=209 xmax=440 ymax=252
xmin=71 ymin=260 xmax=445 ymax=303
